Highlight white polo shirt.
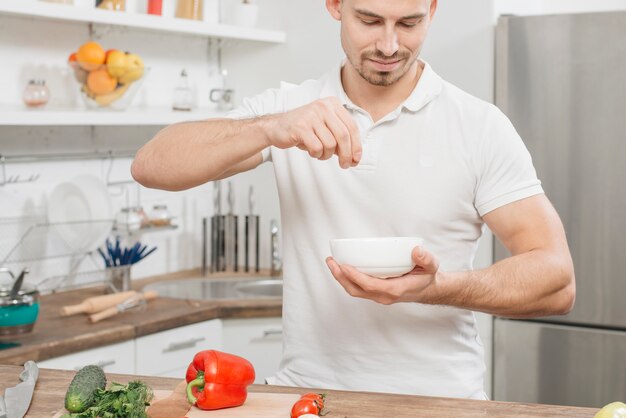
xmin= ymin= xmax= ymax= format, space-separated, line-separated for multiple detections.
xmin=227 ymin=60 xmax=543 ymax=399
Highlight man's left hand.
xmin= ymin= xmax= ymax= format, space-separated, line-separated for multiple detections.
xmin=326 ymin=246 xmax=441 ymax=305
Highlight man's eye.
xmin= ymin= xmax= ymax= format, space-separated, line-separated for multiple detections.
xmin=361 ymin=20 xmax=379 ymax=25
xmin=400 ymin=21 xmax=417 ymax=28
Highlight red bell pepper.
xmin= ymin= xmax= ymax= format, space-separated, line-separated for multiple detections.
xmin=185 ymin=350 xmax=256 ymax=410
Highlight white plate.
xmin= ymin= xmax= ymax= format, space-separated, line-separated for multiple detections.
xmin=48 ymin=175 xmax=113 ymax=252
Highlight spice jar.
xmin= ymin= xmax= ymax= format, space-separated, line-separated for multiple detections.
xmin=175 ymin=0 xmax=202 ymax=20
xmin=172 ymin=69 xmax=193 ymax=111
xmin=149 ymin=204 xmax=171 ymax=226
xmin=96 ymin=0 xmax=125 ymax=11
xmin=147 ymin=0 xmax=162 ymax=15
xmin=23 ymin=80 xmax=50 ymax=107
xmin=116 ymin=207 xmax=142 ymax=232
xmin=133 ymin=206 xmax=150 ymax=229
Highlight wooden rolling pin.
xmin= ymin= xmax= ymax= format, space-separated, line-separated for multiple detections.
xmin=89 ymin=291 xmax=159 ymax=323
xmin=60 ymin=290 xmax=137 ymax=316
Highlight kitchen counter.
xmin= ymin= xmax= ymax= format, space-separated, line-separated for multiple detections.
xmin=0 ymin=365 xmax=599 ymax=417
xmin=0 ymin=269 xmax=281 ymax=365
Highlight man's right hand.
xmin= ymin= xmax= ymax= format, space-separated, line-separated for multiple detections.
xmin=263 ymin=97 xmax=362 ymax=169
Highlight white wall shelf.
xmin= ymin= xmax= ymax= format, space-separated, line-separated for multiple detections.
xmin=0 ymin=0 xmax=286 ymax=44
xmin=0 ymin=105 xmax=225 ymax=126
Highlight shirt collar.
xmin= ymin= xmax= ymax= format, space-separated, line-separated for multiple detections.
xmin=319 ymin=58 xmax=443 ymax=113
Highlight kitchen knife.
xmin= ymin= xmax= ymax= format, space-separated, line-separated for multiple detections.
xmin=225 ymin=181 xmax=238 ymax=271
xmin=2 ymin=361 xmax=38 ymax=418
xmin=249 ymin=186 xmax=260 ymax=272
xmin=245 ymin=186 xmax=255 ymax=272
xmin=216 ymin=181 xmax=225 ymax=271
xmin=255 ymin=212 xmax=260 ymax=273
xmin=244 ymin=214 xmax=249 ymax=273
xmin=211 ymin=183 xmax=219 ymax=273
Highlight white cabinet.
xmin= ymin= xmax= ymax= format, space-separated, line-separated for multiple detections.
xmin=135 ymin=319 xmax=222 ymax=379
xmin=37 ymin=317 xmax=281 ymax=381
xmin=37 ymin=340 xmax=135 ymax=374
xmin=221 ymin=317 xmax=283 ymax=384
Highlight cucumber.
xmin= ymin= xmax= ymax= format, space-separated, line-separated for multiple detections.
xmin=64 ymin=364 xmax=107 ymax=413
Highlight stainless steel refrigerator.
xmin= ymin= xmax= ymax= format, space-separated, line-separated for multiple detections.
xmin=493 ymin=11 xmax=626 ymax=408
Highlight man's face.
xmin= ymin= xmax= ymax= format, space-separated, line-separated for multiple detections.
xmin=329 ymin=0 xmax=436 ymax=86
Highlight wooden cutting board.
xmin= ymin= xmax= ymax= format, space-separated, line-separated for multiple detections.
xmin=54 ymin=389 xmax=301 ymax=417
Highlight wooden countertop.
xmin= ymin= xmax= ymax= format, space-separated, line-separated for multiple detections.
xmin=0 ymin=269 xmax=281 ymax=365
xmin=0 ymin=365 xmax=599 ymax=418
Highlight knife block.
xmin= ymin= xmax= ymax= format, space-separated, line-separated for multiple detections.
xmin=210 ymin=213 xmax=239 ymax=272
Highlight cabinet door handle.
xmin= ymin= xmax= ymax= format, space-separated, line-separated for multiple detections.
xmin=261 ymin=329 xmax=283 ymax=338
xmin=96 ymin=359 xmax=117 ymax=368
xmin=74 ymin=359 xmax=117 ymax=370
xmin=163 ymin=336 xmax=206 ymax=353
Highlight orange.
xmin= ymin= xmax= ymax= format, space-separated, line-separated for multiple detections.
xmin=76 ymin=41 xmax=106 ymax=71
xmin=87 ymin=68 xmax=117 ymax=95
xmin=104 ymin=48 xmax=119 ymax=62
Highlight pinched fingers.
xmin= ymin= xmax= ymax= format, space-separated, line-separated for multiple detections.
xmin=323 ymin=112 xmax=353 ymax=169
xmin=333 ymin=106 xmax=361 ymax=167
xmin=313 ymin=123 xmax=338 ymax=161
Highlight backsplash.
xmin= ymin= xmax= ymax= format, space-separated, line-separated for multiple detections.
xmin=0 ymin=127 xmax=281 ymax=292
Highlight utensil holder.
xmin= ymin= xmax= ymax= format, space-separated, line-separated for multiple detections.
xmin=106 ymin=265 xmax=132 ymax=293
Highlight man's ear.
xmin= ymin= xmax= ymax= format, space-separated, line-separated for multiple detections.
xmin=326 ymin=0 xmax=342 ymax=21
xmin=429 ymin=0 xmax=438 ymax=20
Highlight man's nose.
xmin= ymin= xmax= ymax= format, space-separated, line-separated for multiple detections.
xmin=376 ymin=26 xmax=399 ymax=57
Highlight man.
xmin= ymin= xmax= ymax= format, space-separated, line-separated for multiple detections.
xmin=132 ymin=0 xmax=575 ymax=399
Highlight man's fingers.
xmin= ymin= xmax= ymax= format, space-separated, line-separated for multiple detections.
xmin=300 ymin=131 xmax=324 ymax=159
xmin=326 ymin=257 xmax=366 ymax=297
xmin=334 ymin=106 xmax=361 ymax=166
xmin=323 ymin=113 xmax=352 ymax=169
xmin=411 ymin=246 xmax=440 ymax=274
xmin=313 ymin=124 xmax=338 ymax=160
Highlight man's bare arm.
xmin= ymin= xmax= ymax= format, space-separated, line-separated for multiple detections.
xmin=132 ymin=97 xmax=362 ymax=191
xmin=429 ymin=194 xmax=575 ymax=318
xmin=327 ymin=194 xmax=576 ymax=318
xmin=131 ymin=118 xmax=269 ymax=191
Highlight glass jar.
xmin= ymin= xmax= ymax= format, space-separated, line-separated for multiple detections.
xmin=23 ymin=80 xmax=50 ymax=107
xmin=149 ymin=204 xmax=171 ymax=226
xmin=133 ymin=206 xmax=150 ymax=229
xmin=96 ymin=0 xmax=125 ymax=11
xmin=147 ymin=0 xmax=162 ymax=15
xmin=175 ymin=0 xmax=202 ymax=20
xmin=116 ymin=207 xmax=142 ymax=231
xmin=172 ymin=69 xmax=193 ymax=111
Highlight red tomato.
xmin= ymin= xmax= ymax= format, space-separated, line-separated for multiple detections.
xmin=300 ymin=393 xmax=325 ymax=410
xmin=290 ymin=398 xmax=320 ymax=418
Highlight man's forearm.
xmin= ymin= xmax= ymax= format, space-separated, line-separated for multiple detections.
xmin=426 ymin=249 xmax=575 ymax=318
xmin=132 ymin=117 xmax=270 ymax=191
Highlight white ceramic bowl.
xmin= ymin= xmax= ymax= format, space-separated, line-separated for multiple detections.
xmin=329 ymin=237 xmax=424 ymax=279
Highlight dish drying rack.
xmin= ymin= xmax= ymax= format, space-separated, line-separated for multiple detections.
xmin=0 ymin=150 xmax=136 ymax=188
xmin=0 ymin=217 xmax=118 ymax=293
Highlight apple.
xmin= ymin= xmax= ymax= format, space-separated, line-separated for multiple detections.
xmin=73 ymin=65 xmax=88 ymax=84
xmin=106 ymin=50 xmax=128 ymax=78
xmin=118 ymin=53 xmax=144 ymax=84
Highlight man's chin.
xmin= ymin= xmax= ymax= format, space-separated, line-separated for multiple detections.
xmin=362 ymin=71 xmax=401 ymax=87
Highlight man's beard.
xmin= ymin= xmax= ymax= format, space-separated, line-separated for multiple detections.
xmin=353 ymin=51 xmax=414 ymax=86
